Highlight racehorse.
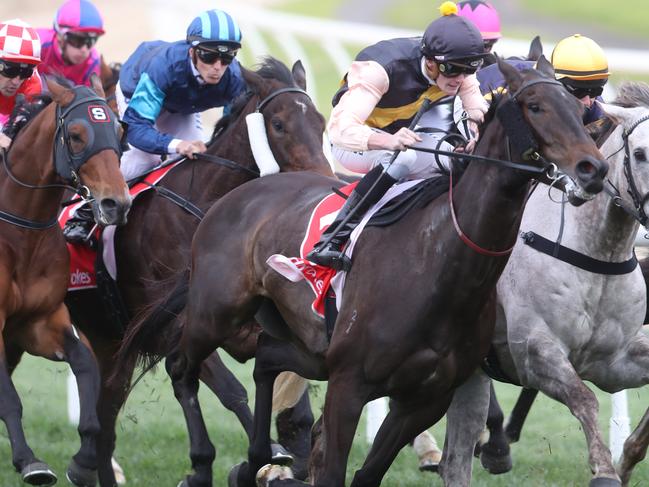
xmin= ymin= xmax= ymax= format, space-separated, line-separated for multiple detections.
xmin=99 ymin=56 xmax=121 ymax=114
xmin=138 ymin=57 xmax=608 ymax=487
xmin=0 ymin=77 xmax=129 ymax=486
xmin=64 ymin=57 xmax=334 ymax=487
xmin=442 ymin=82 xmax=649 ymax=487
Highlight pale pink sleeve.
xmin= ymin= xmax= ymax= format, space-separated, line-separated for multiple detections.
xmin=458 ymin=74 xmax=488 ymax=123
xmin=327 ymin=60 xmax=389 ymax=152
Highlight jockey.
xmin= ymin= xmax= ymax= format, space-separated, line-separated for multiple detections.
xmin=62 ymin=8 xmax=246 ymax=243
xmin=0 ymin=19 xmax=42 ymax=150
xmin=307 ymin=1 xmax=488 ymax=271
xmin=456 ymin=1 xmax=502 ymax=55
xmin=476 ymin=34 xmax=610 ymax=125
xmin=36 ymin=0 xmax=105 ymax=87
xmin=551 ymin=34 xmax=610 ymax=125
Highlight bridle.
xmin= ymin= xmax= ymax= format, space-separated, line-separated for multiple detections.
xmin=0 ymin=86 xmax=122 ymax=229
xmin=603 ymin=114 xmax=649 ymax=227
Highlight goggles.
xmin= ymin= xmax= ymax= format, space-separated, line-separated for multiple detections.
xmin=65 ymin=33 xmax=99 ymax=49
xmin=196 ymin=45 xmax=238 ymax=65
xmin=0 ymin=60 xmax=35 ymax=80
xmin=436 ymin=58 xmax=483 ymax=78
xmin=563 ymin=83 xmax=604 ymax=99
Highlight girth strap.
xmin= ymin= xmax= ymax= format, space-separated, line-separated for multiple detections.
xmin=521 ymin=231 xmax=638 ymax=275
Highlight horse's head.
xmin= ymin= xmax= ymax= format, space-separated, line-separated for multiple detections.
xmin=598 ymin=82 xmax=649 ymax=226
xmin=240 ymin=57 xmax=334 ymax=176
xmin=496 ymin=56 xmax=608 ymax=204
xmin=47 ymin=76 xmax=131 ymax=225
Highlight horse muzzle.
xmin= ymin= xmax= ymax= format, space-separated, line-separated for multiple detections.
xmin=92 ymin=195 xmax=131 ymax=226
xmin=574 ymin=156 xmax=609 ymax=196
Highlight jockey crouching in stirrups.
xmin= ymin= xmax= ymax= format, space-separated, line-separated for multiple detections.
xmin=307 ymin=1 xmax=488 ymax=272
xmin=63 ymin=8 xmax=247 ymax=243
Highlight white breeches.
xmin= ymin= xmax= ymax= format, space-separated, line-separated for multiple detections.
xmin=332 ymin=102 xmax=457 ymax=179
xmin=116 ymin=82 xmax=204 ymax=181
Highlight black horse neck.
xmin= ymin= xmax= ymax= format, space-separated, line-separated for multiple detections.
xmin=0 ymin=105 xmax=65 ymax=225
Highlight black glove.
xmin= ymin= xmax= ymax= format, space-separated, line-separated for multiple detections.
xmin=2 ymin=94 xmax=30 ymax=140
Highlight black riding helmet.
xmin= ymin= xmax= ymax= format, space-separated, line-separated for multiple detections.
xmin=421 ymin=2 xmax=486 ymax=69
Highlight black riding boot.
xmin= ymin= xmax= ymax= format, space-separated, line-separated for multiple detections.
xmin=307 ymin=165 xmax=397 ymax=271
xmin=63 ymin=204 xmax=96 ymax=246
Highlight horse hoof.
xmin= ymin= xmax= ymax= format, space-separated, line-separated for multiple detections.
xmin=66 ymin=459 xmax=97 ymax=487
xmin=256 ymin=464 xmax=294 ymax=486
xmin=228 ymin=463 xmax=245 ymax=487
xmin=480 ymin=450 xmax=512 ymax=474
xmin=417 ymin=450 xmax=442 ymax=472
xmin=21 ymin=461 xmax=58 ymax=486
xmin=271 ymin=443 xmax=294 ymax=467
xmin=589 ymin=478 xmax=621 ymax=487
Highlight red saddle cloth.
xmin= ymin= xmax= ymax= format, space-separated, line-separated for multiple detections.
xmin=267 ymin=181 xmax=358 ymax=317
xmin=58 ymin=161 xmax=183 ymax=291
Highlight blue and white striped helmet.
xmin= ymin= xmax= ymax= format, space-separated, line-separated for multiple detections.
xmin=186 ymin=9 xmax=242 ymax=49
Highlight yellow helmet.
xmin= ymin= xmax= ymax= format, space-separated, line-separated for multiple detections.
xmin=551 ymin=34 xmax=610 ymax=81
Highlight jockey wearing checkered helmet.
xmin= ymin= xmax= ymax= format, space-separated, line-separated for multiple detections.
xmin=36 ymin=0 xmax=104 ymax=87
xmin=0 ymin=18 xmax=42 ymax=149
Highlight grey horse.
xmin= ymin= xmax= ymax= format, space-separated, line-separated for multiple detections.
xmin=440 ymin=82 xmax=649 ymax=487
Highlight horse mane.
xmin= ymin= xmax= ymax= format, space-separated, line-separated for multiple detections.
xmin=614 ymin=81 xmax=649 ymax=109
xmin=209 ymin=56 xmax=297 ymax=143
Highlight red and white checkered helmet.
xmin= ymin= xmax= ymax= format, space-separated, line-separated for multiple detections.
xmin=0 ymin=19 xmax=41 ymax=65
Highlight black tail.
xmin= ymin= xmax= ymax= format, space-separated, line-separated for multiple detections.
xmin=109 ymin=268 xmax=190 ymax=387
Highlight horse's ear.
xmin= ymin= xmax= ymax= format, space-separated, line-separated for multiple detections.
xmin=241 ymin=65 xmax=265 ymax=94
xmin=535 ymin=55 xmax=555 ymax=78
xmin=45 ymin=76 xmax=69 ymax=103
xmin=527 ymin=36 xmax=543 ymax=62
xmin=597 ymin=102 xmax=632 ymax=126
xmin=292 ymin=60 xmax=307 ymax=91
xmin=89 ymin=73 xmax=106 ymax=98
xmin=497 ymin=57 xmax=522 ymax=93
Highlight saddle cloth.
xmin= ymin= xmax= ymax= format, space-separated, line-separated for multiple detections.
xmin=267 ymin=179 xmax=423 ymax=317
xmin=58 ymin=160 xmax=185 ymax=291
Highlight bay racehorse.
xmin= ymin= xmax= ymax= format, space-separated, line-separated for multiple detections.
xmin=442 ymin=82 xmax=649 ymax=487
xmin=0 ymin=77 xmax=130 ymax=486
xmin=146 ymin=57 xmax=608 ymax=486
xmin=64 ymin=57 xmax=333 ymax=487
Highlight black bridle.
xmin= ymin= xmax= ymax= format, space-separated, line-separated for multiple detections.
xmin=603 ymin=114 xmax=649 ymax=227
xmin=0 ymin=86 xmax=122 ymax=229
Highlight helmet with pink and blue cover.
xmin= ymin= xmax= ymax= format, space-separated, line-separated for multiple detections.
xmin=456 ymin=1 xmax=501 ymax=40
xmin=54 ymin=0 xmax=105 ymax=36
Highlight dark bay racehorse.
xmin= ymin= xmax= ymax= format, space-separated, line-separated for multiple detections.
xmin=141 ymin=57 xmax=609 ymax=486
xmin=0 ymin=77 xmax=129 ymax=486
xmin=64 ymin=57 xmax=334 ymax=486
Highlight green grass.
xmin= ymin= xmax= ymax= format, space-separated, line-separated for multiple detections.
xmin=276 ymin=0 xmax=347 ymax=19
xmin=4 ymin=354 xmax=649 ymax=485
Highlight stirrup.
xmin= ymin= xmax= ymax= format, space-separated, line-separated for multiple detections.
xmin=307 ymin=245 xmax=352 ymax=272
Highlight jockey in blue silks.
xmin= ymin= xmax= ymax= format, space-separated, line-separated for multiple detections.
xmin=63 ymin=8 xmax=246 ymax=243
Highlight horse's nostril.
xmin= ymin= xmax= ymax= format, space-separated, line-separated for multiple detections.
xmin=99 ymin=198 xmax=118 ymax=214
xmin=576 ymin=160 xmax=596 ymax=179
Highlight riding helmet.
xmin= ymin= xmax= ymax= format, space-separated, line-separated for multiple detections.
xmin=186 ymin=9 xmax=242 ymax=49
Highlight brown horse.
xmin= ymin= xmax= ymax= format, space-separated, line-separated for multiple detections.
xmin=0 ymin=77 xmax=129 ymax=486
xmin=131 ymin=57 xmax=609 ymax=486
xmin=64 ymin=57 xmax=333 ymax=486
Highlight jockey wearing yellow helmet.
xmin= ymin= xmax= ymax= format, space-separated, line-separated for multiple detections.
xmin=551 ymin=34 xmax=610 ymax=124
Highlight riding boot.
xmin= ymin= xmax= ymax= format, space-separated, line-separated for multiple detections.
xmin=63 ymin=204 xmax=96 ymax=246
xmin=307 ymin=165 xmax=397 ymax=271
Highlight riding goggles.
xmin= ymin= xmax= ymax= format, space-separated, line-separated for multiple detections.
xmin=436 ymin=58 xmax=483 ymax=77
xmin=65 ymin=33 xmax=99 ymax=49
xmin=196 ymin=45 xmax=238 ymax=65
xmin=0 ymin=60 xmax=35 ymax=80
xmin=563 ymin=83 xmax=604 ymax=99
xmin=483 ymin=39 xmax=498 ymax=52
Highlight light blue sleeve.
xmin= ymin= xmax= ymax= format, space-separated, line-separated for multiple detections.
xmin=128 ymin=72 xmax=165 ymax=122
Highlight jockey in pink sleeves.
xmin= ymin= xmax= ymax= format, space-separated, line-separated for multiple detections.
xmin=0 ymin=19 xmax=42 ymax=149
xmin=37 ymin=0 xmax=104 ymax=87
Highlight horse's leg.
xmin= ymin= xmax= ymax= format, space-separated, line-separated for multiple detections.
xmin=349 ymin=391 xmax=454 ymax=487
xmin=512 ymin=335 xmax=620 ymax=486
xmin=440 ymin=370 xmax=491 ymax=487
xmin=26 ymin=304 xmax=102 ymax=487
xmin=504 ymin=387 xmax=538 ymax=443
xmin=619 ymin=406 xmax=649 ymax=486
xmin=476 ymin=379 xmax=512 ymax=474
xmin=275 ymin=389 xmax=314 ymax=479
xmin=200 ymin=350 xmax=253 ymax=440
xmin=0 ymin=316 xmax=57 ymax=485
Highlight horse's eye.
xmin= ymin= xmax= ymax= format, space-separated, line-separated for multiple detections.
xmin=527 ymin=103 xmax=540 ymax=113
xmin=634 ymin=148 xmax=647 ymax=162
xmin=271 ymin=118 xmax=284 ymax=132
xmin=70 ymin=133 xmax=83 ymax=143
